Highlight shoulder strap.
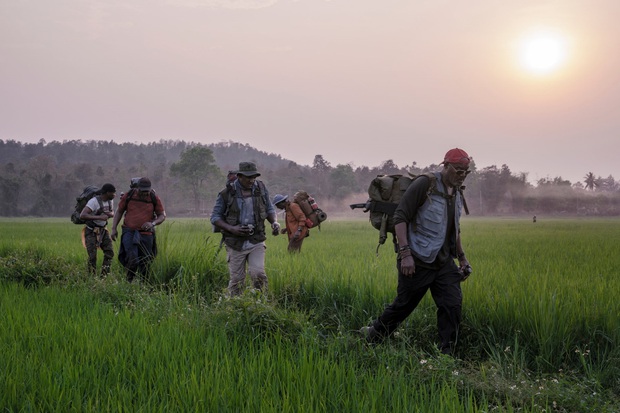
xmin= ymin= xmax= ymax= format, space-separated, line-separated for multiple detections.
xmin=424 ymin=173 xmax=470 ymax=215
xmin=95 ymin=195 xmax=105 ymax=214
xmin=458 ymin=186 xmax=470 ymax=215
xmin=126 ymin=189 xmax=157 ymax=208
xmin=255 ymin=180 xmax=266 ymax=198
xmin=219 ymin=183 xmax=236 ymax=214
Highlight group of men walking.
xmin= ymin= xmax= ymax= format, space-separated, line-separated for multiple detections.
xmin=80 ymin=147 xmax=473 ymax=355
xmin=79 ymin=177 xmax=166 ymax=282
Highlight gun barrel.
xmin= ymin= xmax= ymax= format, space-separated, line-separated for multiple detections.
xmin=349 ymin=202 xmax=370 ymax=210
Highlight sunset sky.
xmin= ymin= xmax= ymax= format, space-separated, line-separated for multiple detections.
xmin=1 ymin=0 xmax=618 ymax=185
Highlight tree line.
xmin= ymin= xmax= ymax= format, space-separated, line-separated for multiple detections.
xmin=1 ymin=139 xmax=619 ymax=218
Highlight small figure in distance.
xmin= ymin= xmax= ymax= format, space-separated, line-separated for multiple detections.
xmin=273 ymin=194 xmax=309 ymax=253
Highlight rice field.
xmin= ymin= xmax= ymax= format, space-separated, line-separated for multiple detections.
xmin=1 ymin=217 xmax=619 ymax=412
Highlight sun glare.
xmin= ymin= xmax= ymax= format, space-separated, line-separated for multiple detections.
xmin=517 ymin=29 xmax=569 ymax=76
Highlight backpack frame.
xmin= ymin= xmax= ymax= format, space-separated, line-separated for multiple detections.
xmin=292 ymin=191 xmax=327 ymax=228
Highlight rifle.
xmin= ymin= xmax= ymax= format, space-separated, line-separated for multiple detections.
xmin=350 ymin=200 xmax=397 ymax=215
xmin=349 ymin=201 xmax=371 ymax=211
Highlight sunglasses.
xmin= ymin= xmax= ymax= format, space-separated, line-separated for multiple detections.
xmin=449 ymin=164 xmax=471 ymax=176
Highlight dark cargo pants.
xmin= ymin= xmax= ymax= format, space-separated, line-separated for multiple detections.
xmin=371 ymin=258 xmax=463 ymax=354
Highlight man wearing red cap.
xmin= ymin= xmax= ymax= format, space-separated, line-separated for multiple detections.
xmin=361 ymin=148 xmax=473 ymax=355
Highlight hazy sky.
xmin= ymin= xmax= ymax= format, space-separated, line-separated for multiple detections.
xmin=1 ymin=0 xmax=619 ymax=184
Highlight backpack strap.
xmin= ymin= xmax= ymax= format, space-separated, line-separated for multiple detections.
xmin=126 ymin=188 xmax=157 ymax=208
xmin=424 ymin=173 xmax=469 ymax=215
xmin=95 ymin=195 xmax=105 ymax=215
xmin=220 ymin=182 xmax=236 ymax=214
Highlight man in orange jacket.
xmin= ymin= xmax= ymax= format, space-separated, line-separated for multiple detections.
xmin=273 ymin=194 xmax=308 ymax=253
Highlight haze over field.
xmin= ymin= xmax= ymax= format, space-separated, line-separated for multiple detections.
xmin=1 ymin=0 xmax=619 ymax=184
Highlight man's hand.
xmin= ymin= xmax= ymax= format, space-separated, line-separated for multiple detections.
xmin=459 ymin=264 xmax=473 ymax=282
xmin=141 ymin=221 xmax=156 ymax=231
xmin=271 ymin=222 xmax=281 ymax=236
xmin=399 ymin=253 xmax=415 ymax=276
xmin=458 ymin=256 xmax=471 ymax=281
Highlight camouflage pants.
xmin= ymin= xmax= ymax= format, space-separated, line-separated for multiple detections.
xmin=85 ymin=227 xmax=114 ymax=277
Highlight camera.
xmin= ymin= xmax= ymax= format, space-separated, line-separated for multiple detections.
xmin=460 ymin=264 xmax=473 ymax=278
xmin=242 ymin=224 xmax=254 ymax=236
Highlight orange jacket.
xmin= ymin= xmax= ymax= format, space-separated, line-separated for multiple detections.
xmin=284 ymin=202 xmax=308 ymax=240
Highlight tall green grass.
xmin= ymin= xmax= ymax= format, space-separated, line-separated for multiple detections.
xmin=1 ymin=217 xmax=619 ymax=412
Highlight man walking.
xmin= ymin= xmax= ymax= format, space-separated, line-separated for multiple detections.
xmin=79 ymin=183 xmax=116 ymax=278
xmin=110 ymin=177 xmax=166 ymax=282
xmin=272 ymin=194 xmax=308 ymax=253
xmin=361 ymin=148 xmax=473 ymax=355
xmin=210 ymin=162 xmax=281 ymax=296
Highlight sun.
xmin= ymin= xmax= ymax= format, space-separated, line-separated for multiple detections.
xmin=517 ymin=29 xmax=569 ymax=76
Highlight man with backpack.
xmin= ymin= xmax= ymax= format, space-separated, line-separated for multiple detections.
xmin=360 ymin=148 xmax=473 ymax=355
xmin=272 ymin=194 xmax=308 ymax=253
xmin=79 ymin=183 xmax=117 ymax=278
xmin=210 ymin=162 xmax=281 ymax=296
xmin=110 ymin=177 xmax=166 ymax=282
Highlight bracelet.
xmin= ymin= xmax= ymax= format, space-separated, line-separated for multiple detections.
xmin=457 ymin=252 xmax=466 ymax=260
xmin=398 ymin=244 xmax=410 ymax=252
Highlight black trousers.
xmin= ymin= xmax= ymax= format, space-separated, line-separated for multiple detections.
xmin=372 ymin=258 xmax=463 ymax=353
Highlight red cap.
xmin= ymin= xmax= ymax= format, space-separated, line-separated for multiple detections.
xmin=443 ymin=148 xmax=471 ymax=166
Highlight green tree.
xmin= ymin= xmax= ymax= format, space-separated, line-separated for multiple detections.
xmin=170 ymin=145 xmax=219 ymax=213
xmin=329 ymin=164 xmax=357 ymax=201
xmin=584 ymin=172 xmax=596 ymax=191
xmin=312 ymin=154 xmax=332 ymax=194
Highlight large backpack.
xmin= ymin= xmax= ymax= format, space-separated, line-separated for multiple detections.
xmin=70 ymin=186 xmax=101 ymax=225
xmin=292 ymin=191 xmax=327 ymax=228
xmin=352 ymin=173 xmax=469 ymax=252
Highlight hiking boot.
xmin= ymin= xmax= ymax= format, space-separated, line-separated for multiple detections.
xmin=358 ymin=325 xmax=382 ymax=344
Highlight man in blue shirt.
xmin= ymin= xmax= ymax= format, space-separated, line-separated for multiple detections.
xmin=211 ymin=162 xmax=281 ymax=296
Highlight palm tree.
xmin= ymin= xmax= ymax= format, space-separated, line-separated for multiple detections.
xmin=584 ymin=172 xmax=596 ymax=191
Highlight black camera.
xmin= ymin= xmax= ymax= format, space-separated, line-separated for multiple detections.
xmin=460 ymin=264 xmax=473 ymax=278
